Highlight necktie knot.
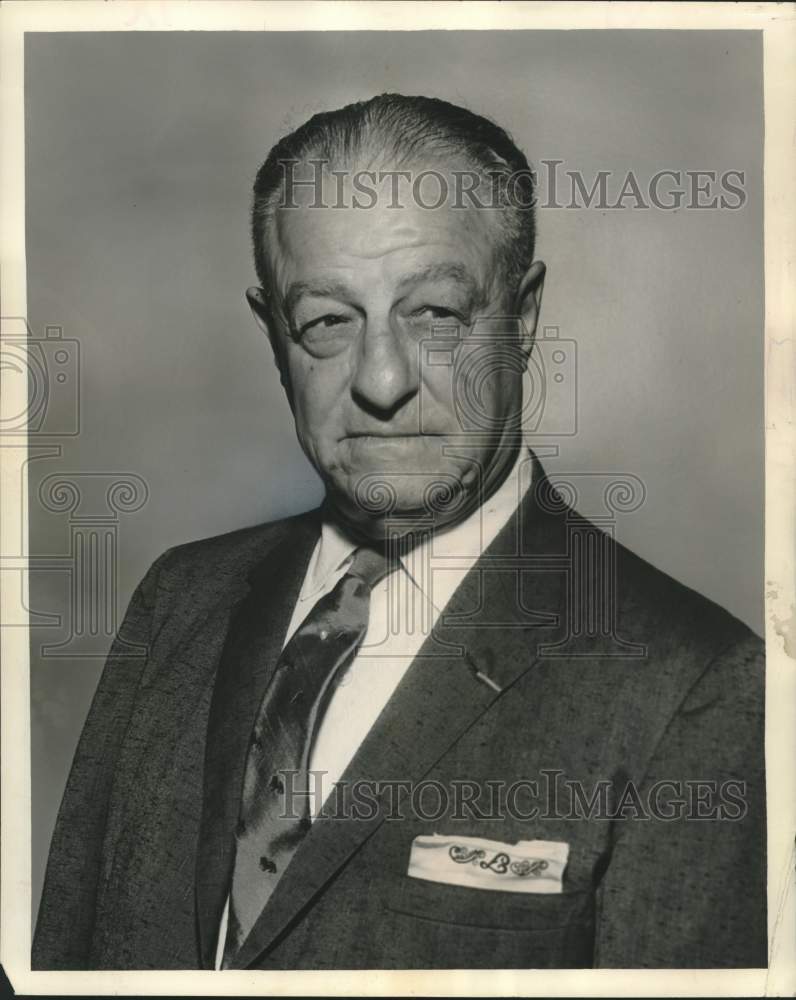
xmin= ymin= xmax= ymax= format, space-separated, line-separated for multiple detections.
xmin=346 ymin=544 xmax=395 ymax=589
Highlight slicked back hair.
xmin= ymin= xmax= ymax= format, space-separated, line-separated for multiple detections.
xmin=251 ymin=93 xmax=536 ymax=295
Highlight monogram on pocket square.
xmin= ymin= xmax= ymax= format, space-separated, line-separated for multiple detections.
xmin=408 ymin=834 xmax=569 ymax=893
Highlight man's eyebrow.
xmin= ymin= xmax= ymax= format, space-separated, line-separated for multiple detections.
xmin=397 ymin=263 xmax=489 ymax=309
xmin=283 ymin=280 xmax=354 ymax=315
xmin=282 ymin=264 xmax=486 ymax=315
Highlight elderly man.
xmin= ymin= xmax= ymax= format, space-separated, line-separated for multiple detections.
xmin=33 ymin=94 xmax=766 ymax=971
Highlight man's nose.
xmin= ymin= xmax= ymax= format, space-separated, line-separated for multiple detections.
xmin=350 ymin=322 xmax=417 ymax=417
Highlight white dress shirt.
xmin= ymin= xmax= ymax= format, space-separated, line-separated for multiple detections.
xmin=214 ymin=448 xmax=533 ymax=967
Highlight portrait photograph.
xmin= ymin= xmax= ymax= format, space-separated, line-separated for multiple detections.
xmin=1 ymin=2 xmax=793 ymax=997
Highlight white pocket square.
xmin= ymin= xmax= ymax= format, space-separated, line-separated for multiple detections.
xmin=408 ymin=834 xmax=569 ymax=893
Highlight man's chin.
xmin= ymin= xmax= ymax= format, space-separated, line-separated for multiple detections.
xmin=327 ymin=476 xmax=475 ymax=540
xmin=322 ymin=437 xmax=498 ymax=536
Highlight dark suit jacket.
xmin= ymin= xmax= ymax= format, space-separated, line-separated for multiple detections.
xmin=33 ymin=457 xmax=766 ymax=970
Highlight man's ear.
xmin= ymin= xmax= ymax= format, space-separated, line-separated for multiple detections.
xmin=246 ymin=285 xmax=294 ymax=407
xmin=246 ymin=285 xmax=273 ymax=337
xmin=514 ymin=260 xmax=546 ymax=357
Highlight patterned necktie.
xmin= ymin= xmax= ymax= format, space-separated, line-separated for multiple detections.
xmin=221 ymin=544 xmax=394 ymax=968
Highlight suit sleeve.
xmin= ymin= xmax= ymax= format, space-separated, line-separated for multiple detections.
xmin=594 ymin=633 xmax=767 ymax=968
xmin=32 ymin=553 xmax=170 ymax=969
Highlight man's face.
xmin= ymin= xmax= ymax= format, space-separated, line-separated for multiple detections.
xmin=251 ymin=163 xmax=544 ymax=540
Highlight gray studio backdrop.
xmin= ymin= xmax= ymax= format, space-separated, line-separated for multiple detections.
xmin=25 ymin=30 xmax=763 ymax=922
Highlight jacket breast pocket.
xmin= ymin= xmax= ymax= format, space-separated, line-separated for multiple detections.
xmin=383 ymin=875 xmax=595 ymax=968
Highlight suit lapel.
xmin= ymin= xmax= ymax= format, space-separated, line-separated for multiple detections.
xmin=231 ymin=454 xmax=569 ymax=969
xmin=195 ymin=510 xmax=321 ymax=968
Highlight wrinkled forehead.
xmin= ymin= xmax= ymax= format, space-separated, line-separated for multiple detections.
xmin=263 ymin=157 xmax=509 ymax=301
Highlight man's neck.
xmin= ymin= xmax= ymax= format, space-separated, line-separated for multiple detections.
xmin=324 ymin=443 xmax=527 ymax=548
xmin=323 ymin=444 xmax=530 ymax=555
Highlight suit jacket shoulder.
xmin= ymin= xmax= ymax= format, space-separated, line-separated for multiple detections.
xmin=609 ymin=526 xmax=763 ymax=719
xmin=158 ymin=506 xmax=320 ymax=583
xmin=145 ymin=507 xmax=322 ymax=630
xmin=612 ymin=526 xmax=760 ymax=650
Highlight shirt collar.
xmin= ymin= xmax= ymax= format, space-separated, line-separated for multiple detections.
xmin=306 ymin=448 xmax=533 ymax=599
xmin=422 ymin=447 xmax=531 ymax=561
xmin=300 ymin=519 xmax=359 ymax=601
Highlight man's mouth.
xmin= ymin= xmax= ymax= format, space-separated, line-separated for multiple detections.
xmin=343 ymin=432 xmax=440 ymax=439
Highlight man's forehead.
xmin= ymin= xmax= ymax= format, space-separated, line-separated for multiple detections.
xmin=267 ymin=189 xmax=502 ymax=295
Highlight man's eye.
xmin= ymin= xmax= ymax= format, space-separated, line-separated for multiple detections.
xmin=414 ymin=306 xmax=463 ymax=321
xmin=302 ymin=314 xmax=351 ymax=334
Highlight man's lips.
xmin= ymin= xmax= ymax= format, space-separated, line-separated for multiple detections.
xmin=342 ymin=432 xmax=442 ymax=439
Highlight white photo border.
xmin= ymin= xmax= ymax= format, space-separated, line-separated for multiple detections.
xmin=1 ymin=2 xmax=793 ymax=996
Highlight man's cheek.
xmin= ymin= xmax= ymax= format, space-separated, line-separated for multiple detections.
xmin=420 ymin=371 xmax=458 ymax=428
xmin=293 ymin=383 xmax=336 ymax=447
